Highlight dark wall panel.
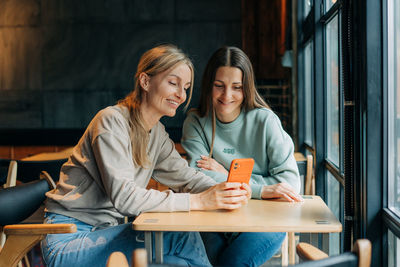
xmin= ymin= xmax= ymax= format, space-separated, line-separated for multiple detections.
xmin=0 ymin=0 xmax=241 ymax=144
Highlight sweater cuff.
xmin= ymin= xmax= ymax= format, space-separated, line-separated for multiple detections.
xmin=203 ymin=170 xmax=228 ymax=183
xmin=251 ymin=184 xmax=263 ymax=199
xmin=174 ymin=193 xmax=191 ymax=211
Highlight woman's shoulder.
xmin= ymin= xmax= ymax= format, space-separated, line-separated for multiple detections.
xmin=183 ymin=109 xmax=207 ymax=125
xmin=90 ymin=105 xmax=129 ymax=132
xmin=246 ymin=107 xmax=279 ymax=122
xmin=97 ymin=105 xmax=127 ymax=118
xmin=185 ymin=109 xmax=201 ymax=119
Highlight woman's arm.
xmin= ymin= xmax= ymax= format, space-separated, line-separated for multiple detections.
xmin=92 ymin=131 xmax=192 ymax=215
xmin=257 ymin=113 xmax=302 ymax=201
xmin=181 ymin=113 xmax=228 ymax=183
xmin=151 ymin=134 xmax=218 ymax=194
xmin=190 ymin=182 xmax=251 ymax=210
xmin=150 ymin=127 xmax=251 ymax=210
xmin=186 ymin=112 xmax=302 ymax=202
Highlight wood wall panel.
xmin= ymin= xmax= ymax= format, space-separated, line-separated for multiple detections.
xmin=0 ymin=146 xmax=70 ymax=160
xmin=241 ymin=0 xmax=291 ymax=80
xmin=0 ymin=146 xmax=11 ymax=158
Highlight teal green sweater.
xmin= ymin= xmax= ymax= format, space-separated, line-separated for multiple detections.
xmin=181 ymin=108 xmax=300 ymax=199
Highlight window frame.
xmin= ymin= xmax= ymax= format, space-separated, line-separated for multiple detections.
xmin=297 ymin=0 xmax=346 ymax=254
xmin=383 ymin=0 xmax=400 ymax=265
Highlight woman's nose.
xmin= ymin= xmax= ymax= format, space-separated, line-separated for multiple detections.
xmin=221 ymin=88 xmax=232 ymax=99
xmin=176 ymin=86 xmax=186 ymax=100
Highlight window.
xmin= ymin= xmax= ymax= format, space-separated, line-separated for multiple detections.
xmin=325 ymin=15 xmax=340 ymax=167
xmin=304 ymin=41 xmax=314 ymax=146
xmin=326 ymin=171 xmax=342 ymax=255
xmin=324 ymin=0 xmax=337 ymax=12
xmin=388 ymin=0 xmax=400 ymax=216
xmin=388 ymin=230 xmax=400 ymax=267
xmin=304 ymin=0 xmax=312 ymax=18
xmin=298 ymin=0 xmax=345 ymax=255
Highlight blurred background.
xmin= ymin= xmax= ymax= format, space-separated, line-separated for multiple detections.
xmin=0 ymin=0 xmax=293 ymax=146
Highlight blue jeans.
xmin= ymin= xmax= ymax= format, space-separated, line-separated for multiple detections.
xmin=41 ymin=213 xmax=211 ymax=267
xmin=200 ymin=232 xmax=286 ymax=267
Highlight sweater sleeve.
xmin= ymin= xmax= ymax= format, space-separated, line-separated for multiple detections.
xmin=152 ymin=130 xmax=217 ymax=194
xmin=181 ymin=113 xmax=228 ymax=183
xmin=250 ymin=114 xmax=301 ymax=199
xmin=92 ymin=130 xmax=193 ymax=215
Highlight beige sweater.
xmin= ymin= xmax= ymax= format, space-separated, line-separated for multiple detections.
xmin=46 ymin=105 xmax=216 ymax=227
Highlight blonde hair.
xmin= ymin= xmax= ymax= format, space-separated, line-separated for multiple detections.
xmin=119 ymin=44 xmax=194 ymax=167
xmin=194 ymin=46 xmax=269 ymax=157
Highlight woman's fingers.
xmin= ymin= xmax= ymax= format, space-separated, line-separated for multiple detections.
xmin=241 ymin=183 xmax=252 ymax=199
xmin=196 ymin=158 xmax=210 ymax=170
xmin=261 ymin=183 xmax=304 ymax=202
xmin=201 ymin=182 xmax=250 ymax=210
xmin=196 ymin=156 xmax=228 ymax=175
xmin=278 ymin=183 xmax=303 ymax=202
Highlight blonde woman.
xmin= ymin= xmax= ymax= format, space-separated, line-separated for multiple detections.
xmin=182 ymin=46 xmax=302 ymax=266
xmin=41 ymin=44 xmax=251 ymax=267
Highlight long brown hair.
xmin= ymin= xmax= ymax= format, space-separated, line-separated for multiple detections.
xmin=195 ymin=46 xmax=269 ymax=157
xmin=119 ymin=44 xmax=194 ymax=167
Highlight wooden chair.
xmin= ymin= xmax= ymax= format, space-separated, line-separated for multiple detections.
xmin=0 ymin=157 xmax=68 ymax=257
xmin=107 ymin=239 xmax=371 ymax=267
xmin=0 ymin=172 xmax=76 ymax=267
xmin=107 ymin=249 xmax=168 ymax=267
xmin=296 ymin=239 xmax=371 ymax=267
xmin=107 ymin=249 xmax=148 ymax=267
xmin=294 ymin=153 xmax=314 ymax=195
xmin=5 ymin=158 xmax=68 ymax=186
xmin=0 ymin=159 xmax=17 ymax=188
xmin=279 ymin=153 xmax=315 ymax=265
xmin=304 ymin=154 xmax=314 ymax=195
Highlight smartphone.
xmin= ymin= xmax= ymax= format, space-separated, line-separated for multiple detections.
xmin=227 ymin=158 xmax=255 ymax=184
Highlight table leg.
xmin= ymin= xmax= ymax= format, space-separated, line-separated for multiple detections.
xmin=144 ymin=231 xmax=152 ymax=263
xmin=281 ymin=233 xmax=288 ymax=266
xmin=288 ymin=232 xmax=296 ymax=265
xmin=154 ymin=232 xmax=164 ymax=264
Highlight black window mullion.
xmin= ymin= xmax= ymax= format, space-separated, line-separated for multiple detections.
xmin=313 ymin=0 xmax=327 ymax=200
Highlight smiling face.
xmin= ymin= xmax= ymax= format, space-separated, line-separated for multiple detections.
xmin=141 ymin=63 xmax=192 ymax=127
xmin=212 ymin=66 xmax=244 ymax=123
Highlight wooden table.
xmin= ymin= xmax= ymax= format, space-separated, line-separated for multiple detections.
xmin=22 ymin=147 xmax=74 ymax=161
xmin=132 ymin=196 xmax=342 ymax=265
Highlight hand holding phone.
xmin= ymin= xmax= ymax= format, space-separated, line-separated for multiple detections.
xmin=227 ymin=158 xmax=255 ymax=185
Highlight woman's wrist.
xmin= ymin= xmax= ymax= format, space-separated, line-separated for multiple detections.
xmin=261 ymin=185 xmax=270 ymax=199
xmin=190 ymin=193 xmax=203 ymax=210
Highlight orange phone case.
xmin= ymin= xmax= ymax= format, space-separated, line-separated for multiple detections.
xmin=227 ymin=158 xmax=255 ymax=184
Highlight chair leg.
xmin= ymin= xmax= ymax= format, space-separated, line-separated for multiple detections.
xmin=23 ymin=254 xmax=31 ymax=267
xmin=0 ymin=234 xmax=44 ymax=267
xmin=0 ymin=232 xmax=5 ymax=248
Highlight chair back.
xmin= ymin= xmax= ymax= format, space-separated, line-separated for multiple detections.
xmin=295 ymin=253 xmax=357 ymax=267
xmin=296 ymin=239 xmax=371 ymax=267
xmin=14 ymin=159 xmax=67 ymax=183
xmin=296 ymin=153 xmax=314 ymax=195
xmin=0 ymin=177 xmax=52 ymax=226
xmin=0 ymin=159 xmax=12 ymax=186
xmin=0 ymin=158 xmax=67 ymax=188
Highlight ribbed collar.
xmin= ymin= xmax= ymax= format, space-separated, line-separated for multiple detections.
xmin=215 ymin=109 xmax=245 ymax=130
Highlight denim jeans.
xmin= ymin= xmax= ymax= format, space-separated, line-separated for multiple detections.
xmin=200 ymin=231 xmax=286 ymax=267
xmin=41 ymin=213 xmax=211 ymax=267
